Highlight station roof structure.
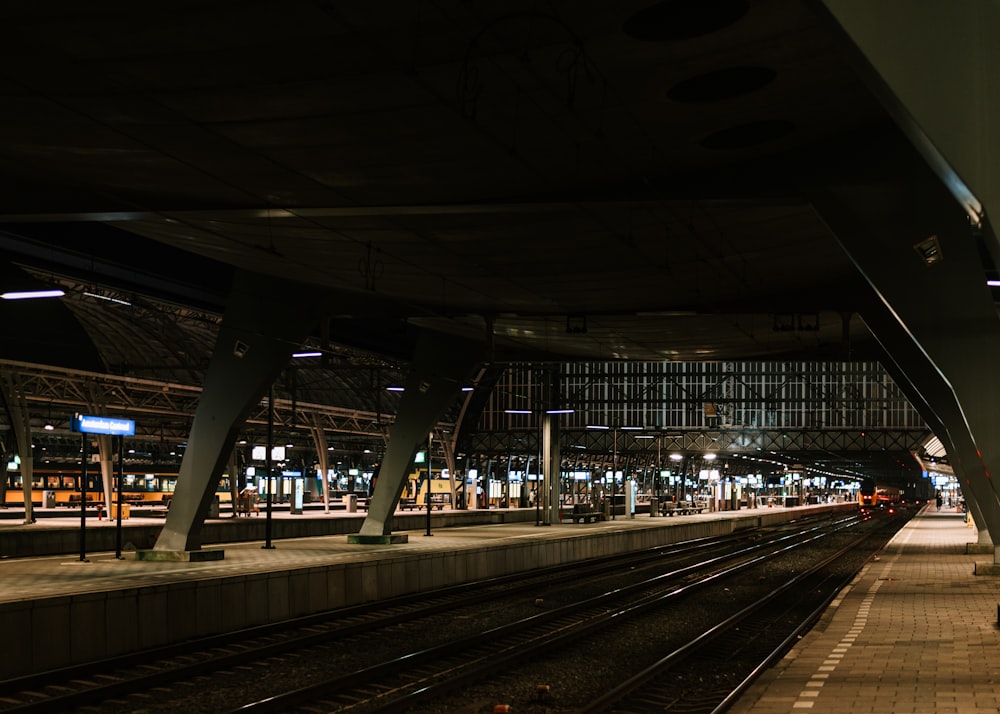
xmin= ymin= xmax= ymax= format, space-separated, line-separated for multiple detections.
xmin=0 ymin=1 xmax=985 ymax=486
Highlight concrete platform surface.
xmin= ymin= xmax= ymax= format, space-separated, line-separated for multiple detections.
xmin=729 ymin=506 xmax=1000 ymax=714
xmin=0 ymin=503 xmax=846 ymax=679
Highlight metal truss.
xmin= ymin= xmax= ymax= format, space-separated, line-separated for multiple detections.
xmin=463 ymin=427 xmax=930 ymax=456
xmin=0 ymin=361 xmax=404 ymax=460
xmin=1 ymin=357 xmax=930 ymax=481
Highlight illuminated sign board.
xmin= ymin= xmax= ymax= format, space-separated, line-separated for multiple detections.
xmin=252 ymin=445 xmax=286 ymax=461
xmin=73 ymin=413 xmax=135 ymax=436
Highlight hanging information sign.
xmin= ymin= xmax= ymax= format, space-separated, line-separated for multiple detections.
xmin=72 ymin=413 xmax=136 ymax=436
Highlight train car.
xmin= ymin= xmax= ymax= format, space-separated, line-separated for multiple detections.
xmin=858 ymin=478 xmax=877 ymax=508
xmin=2 ymin=466 xmax=231 ymax=508
xmin=876 ymin=485 xmax=902 ymax=506
xmin=858 ymin=478 xmax=903 ymax=512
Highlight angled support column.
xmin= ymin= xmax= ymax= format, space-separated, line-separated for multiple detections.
xmin=860 ymin=292 xmax=990 ymax=549
xmin=353 ymin=330 xmax=482 ymax=542
xmin=97 ymin=434 xmax=114 ymax=514
xmin=1 ymin=372 xmax=34 ymax=524
xmin=308 ymin=420 xmax=332 ymax=514
xmin=147 ymin=271 xmax=321 ymax=556
xmin=810 ymin=139 xmax=1000 ymax=568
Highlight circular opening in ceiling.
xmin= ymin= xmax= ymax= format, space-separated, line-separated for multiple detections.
xmin=623 ymin=0 xmax=750 ymax=42
xmin=700 ymin=120 xmax=795 ymax=150
xmin=668 ymin=66 xmax=776 ymax=103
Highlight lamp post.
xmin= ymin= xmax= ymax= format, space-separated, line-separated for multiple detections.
xmin=115 ymin=434 xmax=124 ymax=559
xmin=670 ymin=452 xmax=684 ymax=503
xmin=79 ymin=435 xmax=88 ymax=562
xmin=425 ymin=433 xmax=433 ymax=537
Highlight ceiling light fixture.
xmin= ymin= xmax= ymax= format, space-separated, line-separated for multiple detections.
xmin=1 ymin=289 xmax=65 ymax=300
xmin=913 ymin=235 xmax=943 ymax=266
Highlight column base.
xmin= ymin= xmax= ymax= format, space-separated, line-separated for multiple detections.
xmin=347 ymin=534 xmax=409 ymax=545
xmin=133 ymin=549 xmax=225 ymax=562
xmin=973 ymin=561 xmax=1000 ymax=576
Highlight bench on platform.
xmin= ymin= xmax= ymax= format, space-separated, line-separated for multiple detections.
xmin=570 ymin=503 xmax=605 ymax=523
xmin=659 ymin=500 xmax=709 ymax=516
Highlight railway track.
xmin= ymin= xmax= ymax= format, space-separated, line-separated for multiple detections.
xmin=231 ymin=513 xmax=869 ymax=713
xmin=0 ymin=511 xmax=866 ymax=714
xmin=0 ymin=516 xmax=828 ymax=713
xmin=579 ymin=510 xmax=900 ymax=713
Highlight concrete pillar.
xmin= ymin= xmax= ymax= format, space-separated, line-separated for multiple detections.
xmin=151 ymin=271 xmax=322 ymax=554
xmin=354 ymin=330 xmax=481 ymax=541
xmin=542 ymin=412 xmax=561 ymax=525
xmin=308 ymin=421 xmax=332 ymax=514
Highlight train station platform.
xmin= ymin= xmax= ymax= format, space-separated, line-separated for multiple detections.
xmin=729 ymin=506 xmax=1000 ymax=714
xmin=0 ymin=502 xmax=853 ymax=681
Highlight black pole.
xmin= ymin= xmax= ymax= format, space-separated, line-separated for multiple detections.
xmin=115 ymin=435 xmax=124 ymax=558
xmin=535 ymin=415 xmax=542 ymax=527
xmin=533 ymin=456 xmax=540 ymax=525
xmin=79 ymin=434 xmax=88 ymax=562
xmin=263 ymin=386 xmax=275 ymax=549
xmin=611 ymin=427 xmax=617 ymax=520
xmin=424 ymin=434 xmax=433 ymax=536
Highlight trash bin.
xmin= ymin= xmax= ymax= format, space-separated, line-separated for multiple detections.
xmin=111 ymin=503 xmax=130 ymax=520
xmin=344 ymin=493 xmax=357 ymax=513
xmin=43 ymin=490 xmax=57 ymax=508
xmin=648 ymin=497 xmax=659 ymax=517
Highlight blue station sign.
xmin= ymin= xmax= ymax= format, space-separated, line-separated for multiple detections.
xmin=72 ymin=413 xmax=136 ymax=436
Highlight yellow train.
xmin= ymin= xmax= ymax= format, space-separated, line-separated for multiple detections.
xmin=2 ymin=467 xmax=231 ymax=508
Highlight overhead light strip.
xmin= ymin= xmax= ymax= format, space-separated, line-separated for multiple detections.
xmin=1 ymin=289 xmax=65 ymax=300
xmin=83 ymin=291 xmax=132 ymax=306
